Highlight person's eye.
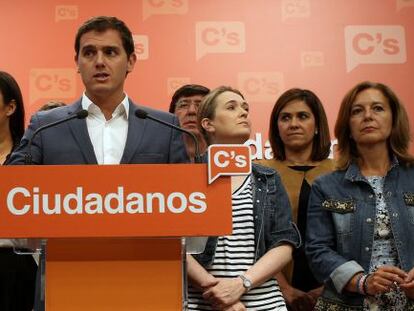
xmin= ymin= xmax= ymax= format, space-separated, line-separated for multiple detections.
xmin=279 ymin=115 xmax=290 ymax=122
xmin=351 ymin=107 xmax=363 ymax=116
xmin=82 ymin=49 xmax=95 ymax=57
xmin=298 ymin=113 xmax=310 ymax=120
xmin=105 ymin=48 xmax=117 ymax=56
xmin=373 ymin=105 xmax=384 ymax=112
xmin=227 ymin=105 xmax=235 ymax=110
xmin=177 ymin=103 xmax=189 ymax=110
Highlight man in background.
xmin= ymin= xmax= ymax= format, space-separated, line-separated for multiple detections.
xmin=169 ymin=84 xmax=209 ymax=161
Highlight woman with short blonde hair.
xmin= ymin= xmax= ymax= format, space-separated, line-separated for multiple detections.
xmin=187 ymin=86 xmax=300 ymax=310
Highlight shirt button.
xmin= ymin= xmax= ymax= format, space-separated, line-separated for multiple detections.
xmin=366 ymin=218 xmax=372 ymax=223
xmin=365 ymin=247 xmax=370 ymax=252
xmin=392 ymin=213 xmax=398 ymax=217
xmin=258 ymin=188 xmax=262 ymax=192
xmin=257 ymin=178 xmax=261 ymax=181
xmin=368 ymin=194 xmax=373 ymax=199
xmin=256 ymin=200 xmax=260 ymax=203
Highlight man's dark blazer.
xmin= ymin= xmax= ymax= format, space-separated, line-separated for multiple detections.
xmin=8 ymin=99 xmax=189 ymax=165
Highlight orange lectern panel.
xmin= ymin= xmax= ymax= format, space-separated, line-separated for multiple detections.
xmin=0 ymin=164 xmax=231 ymax=238
xmin=0 ymin=164 xmax=232 ymax=311
xmin=46 ymin=238 xmax=182 ymax=311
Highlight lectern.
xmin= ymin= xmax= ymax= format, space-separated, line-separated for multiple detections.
xmin=0 ymin=164 xmax=232 ymax=310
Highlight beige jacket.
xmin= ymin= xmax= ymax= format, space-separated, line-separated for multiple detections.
xmin=256 ymin=158 xmax=334 ymax=282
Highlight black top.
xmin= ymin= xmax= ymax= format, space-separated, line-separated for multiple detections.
xmin=289 ymin=165 xmax=321 ymax=292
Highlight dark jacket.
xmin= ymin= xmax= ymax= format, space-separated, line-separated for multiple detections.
xmin=306 ymin=158 xmax=414 ymax=306
xmin=194 ymin=163 xmax=301 ymax=267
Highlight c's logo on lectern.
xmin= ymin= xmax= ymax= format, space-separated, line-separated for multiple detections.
xmin=208 ymin=145 xmax=251 ymax=184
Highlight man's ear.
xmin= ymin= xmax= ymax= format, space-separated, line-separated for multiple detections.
xmin=74 ymin=54 xmax=80 ymax=72
xmin=126 ymin=53 xmax=137 ymax=74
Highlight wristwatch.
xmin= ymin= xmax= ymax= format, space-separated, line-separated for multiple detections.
xmin=239 ymin=274 xmax=252 ymax=292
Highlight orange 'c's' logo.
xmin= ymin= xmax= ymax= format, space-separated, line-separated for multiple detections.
xmin=208 ymin=145 xmax=251 ymax=184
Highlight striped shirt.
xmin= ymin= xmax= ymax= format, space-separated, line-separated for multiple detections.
xmin=188 ymin=175 xmax=287 ymax=310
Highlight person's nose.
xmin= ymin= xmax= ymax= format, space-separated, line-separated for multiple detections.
xmin=362 ymin=107 xmax=373 ymax=120
xmin=289 ymin=117 xmax=299 ymax=128
xmin=95 ymin=51 xmax=105 ymax=67
xmin=187 ymin=103 xmax=197 ymax=115
xmin=238 ymin=105 xmax=248 ymax=118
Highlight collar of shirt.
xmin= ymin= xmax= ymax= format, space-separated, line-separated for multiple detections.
xmin=81 ymin=93 xmax=130 ymax=121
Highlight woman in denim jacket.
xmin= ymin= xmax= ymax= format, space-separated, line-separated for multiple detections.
xmin=306 ymin=81 xmax=414 ymax=310
xmin=187 ymin=86 xmax=300 ymax=311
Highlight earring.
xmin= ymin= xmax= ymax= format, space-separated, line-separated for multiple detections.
xmin=315 ymin=129 xmax=318 ymax=135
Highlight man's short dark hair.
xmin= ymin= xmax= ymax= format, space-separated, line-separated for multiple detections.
xmin=75 ymin=16 xmax=135 ymax=58
xmin=169 ymin=84 xmax=210 ymax=113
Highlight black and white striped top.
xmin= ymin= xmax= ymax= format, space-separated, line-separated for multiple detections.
xmin=188 ymin=175 xmax=287 ymax=310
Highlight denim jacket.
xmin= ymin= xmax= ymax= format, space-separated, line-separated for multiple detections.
xmin=306 ymin=158 xmax=414 ymax=306
xmin=194 ymin=163 xmax=301 ymax=267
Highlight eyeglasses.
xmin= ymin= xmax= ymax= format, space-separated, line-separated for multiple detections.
xmin=175 ymin=99 xmax=202 ymax=111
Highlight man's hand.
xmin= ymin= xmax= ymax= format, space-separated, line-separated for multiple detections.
xmin=202 ymin=277 xmax=245 ymax=309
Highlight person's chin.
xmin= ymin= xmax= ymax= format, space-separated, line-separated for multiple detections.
xmin=236 ymin=131 xmax=251 ymax=143
xmin=356 ymin=136 xmax=385 ymax=146
xmin=285 ymin=141 xmax=310 ymax=151
xmin=87 ymin=84 xmax=113 ymax=96
xmin=182 ymin=125 xmax=199 ymax=133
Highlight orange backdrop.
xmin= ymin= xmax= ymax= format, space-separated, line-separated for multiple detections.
xmin=1 ymin=0 xmax=413 ymax=157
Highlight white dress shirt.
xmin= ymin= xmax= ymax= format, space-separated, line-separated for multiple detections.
xmin=81 ymin=93 xmax=129 ymax=164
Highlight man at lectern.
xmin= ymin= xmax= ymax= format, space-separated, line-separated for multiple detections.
xmin=8 ymin=16 xmax=188 ymax=165
xmin=7 ymin=15 xmax=188 ymax=311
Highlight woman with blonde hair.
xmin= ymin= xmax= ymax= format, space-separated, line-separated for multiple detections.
xmin=306 ymin=81 xmax=414 ymax=310
xmin=187 ymin=86 xmax=300 ymax=310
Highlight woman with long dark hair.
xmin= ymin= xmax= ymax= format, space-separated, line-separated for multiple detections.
xmin=0 ymin=71 xmax=37 ymax=311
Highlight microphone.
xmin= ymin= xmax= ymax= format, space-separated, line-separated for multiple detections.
xmin=24 ymin=109 xmax=89 ymax=164
xmin=134 ymin=109 xmax=202 ymax=163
